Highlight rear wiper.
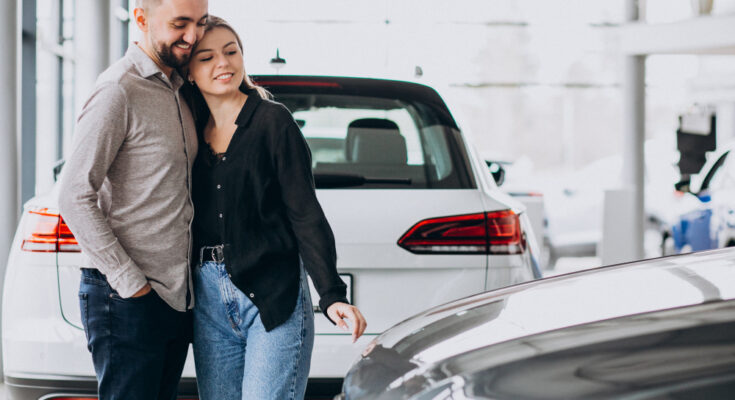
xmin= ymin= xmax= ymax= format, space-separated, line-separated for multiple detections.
xmin=314 ymin=173 xmax=412 ymax=188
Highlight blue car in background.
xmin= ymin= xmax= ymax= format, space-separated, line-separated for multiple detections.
xmin=665 ymin=144 xmax=735 ymax=253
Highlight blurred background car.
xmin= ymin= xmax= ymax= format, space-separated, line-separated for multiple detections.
xmin=2 ymin=75 xmax=542 ymax=399
xmin=485 ymin=157 xmax=547 ymax=269
xmin=530 ymin=139 xmax=684 ymax=267
xmin=338 ymin=247 xmax=735 ymax=400
xmin=663 ymin=143 xmax=735 ymax=254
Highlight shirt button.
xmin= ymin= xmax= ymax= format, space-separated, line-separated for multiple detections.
xmin=249 ymin=293 xmax=255 ymax=298
xmin=222 ymin=156 xmax=227 ymax=161
xmin=219 ymin=213 xmax=223 ymax=218
xmin=216 ymin=184 xmax=221 ymax=189
xmin=228 ymin=273 xmax=232 ymax=278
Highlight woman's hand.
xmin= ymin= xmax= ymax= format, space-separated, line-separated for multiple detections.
xmin=326 ymin=302 xmax=367 ymax=343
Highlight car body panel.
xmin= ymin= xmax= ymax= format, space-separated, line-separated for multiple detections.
xmin=410 ymin=302 xmax=735 ymax=399
xmin=341 ymin=248 xmax=735 ymax=399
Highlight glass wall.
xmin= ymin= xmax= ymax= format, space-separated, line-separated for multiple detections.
xmin=35 ymin=0 xmax=130 ymax=195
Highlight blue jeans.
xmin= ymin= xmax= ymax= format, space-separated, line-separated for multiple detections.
xmin=192 ymin=262 xmax=315 ymax=400
xmin=78 ymin=268 xmax=191 ymax=400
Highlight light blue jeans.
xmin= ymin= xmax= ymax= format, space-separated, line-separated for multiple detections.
xmin=192 ymin=261 xmax=315 ymax=400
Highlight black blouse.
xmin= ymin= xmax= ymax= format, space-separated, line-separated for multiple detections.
xmin=191 ymin=90 xmax=348 ymax=331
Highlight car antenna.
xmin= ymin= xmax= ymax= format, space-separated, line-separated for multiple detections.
xmin=270 ymin=49 xmax=286 ymax=74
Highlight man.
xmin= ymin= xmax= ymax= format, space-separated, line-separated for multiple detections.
xmin=58 ymin=0 xmax=208 ymax=398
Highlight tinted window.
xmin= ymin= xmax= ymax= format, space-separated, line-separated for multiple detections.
xmin=276 ymin=94 xmax=474 ymax=189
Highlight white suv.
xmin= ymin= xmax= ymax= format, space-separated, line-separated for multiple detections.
xmin=3 ymin=75 xmax=541 ymax=399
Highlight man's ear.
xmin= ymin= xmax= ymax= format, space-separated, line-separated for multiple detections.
xmin=133 ymin=8 xmax=148 ymax=32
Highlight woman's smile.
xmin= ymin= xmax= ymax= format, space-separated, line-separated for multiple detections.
xmin=214 ymin=72 xmax=233 ymax=82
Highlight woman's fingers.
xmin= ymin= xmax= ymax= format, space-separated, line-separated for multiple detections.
xmin=354 ymin=307 xmax=367 ymax=337
xmin=344 ymin=306 xmax=367 ymax=342
xmin=327 ymin=302 xmax=368 ymax=342
xmin=343 ymin=307 xmax=360 ymax=342
xmin=328 ymin=306 xmax=350 ymax=331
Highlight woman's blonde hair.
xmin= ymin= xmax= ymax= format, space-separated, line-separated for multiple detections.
xmin=202 ymin=16 xmax=270 ymax=99
xmin=182 ymin=16 xmax=270 ymax=130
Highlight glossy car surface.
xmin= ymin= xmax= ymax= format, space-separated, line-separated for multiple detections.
xmin=2 ymin=75 xmax=540 ymax=399
xmin=340 ymin=247 xmax=735 ymax=400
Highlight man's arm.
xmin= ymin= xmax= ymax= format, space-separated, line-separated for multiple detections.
xmin=58 ymin=83 xmax=148 ymax=298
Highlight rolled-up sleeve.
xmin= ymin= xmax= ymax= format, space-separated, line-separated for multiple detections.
xmin=58 ymin=83 xmax=148 ymax=298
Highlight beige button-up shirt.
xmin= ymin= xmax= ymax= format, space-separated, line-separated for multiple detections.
xmin=59 ymin=44 xmax=198 ymax=311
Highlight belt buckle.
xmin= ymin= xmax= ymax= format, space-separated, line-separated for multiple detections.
xmin=211 ymin=244 xmax=225 ymax=263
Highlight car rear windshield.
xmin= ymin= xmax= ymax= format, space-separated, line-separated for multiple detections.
xmin=275 ymin=93 xmax=475 ymax=189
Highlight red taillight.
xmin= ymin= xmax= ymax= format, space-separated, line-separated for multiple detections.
xmin=486 ymin=210 xmax=523 ymax=254
xmin=21 ymin=208 xmax=81 ymax=253
xmin=397 ymin=210 xmax=524 ymax=255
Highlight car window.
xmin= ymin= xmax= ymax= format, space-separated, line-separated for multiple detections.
xmin=276 ymin=94 xmax=474 ymax=189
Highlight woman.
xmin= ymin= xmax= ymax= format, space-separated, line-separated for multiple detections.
xmin=184 ymin=17 xmax=367 ymax=400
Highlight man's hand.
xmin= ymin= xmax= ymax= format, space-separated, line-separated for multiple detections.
xmin=131 ymin=283 xmax=152 ymax=298
xmin=326 ymin=302 xmax=367 ymax=343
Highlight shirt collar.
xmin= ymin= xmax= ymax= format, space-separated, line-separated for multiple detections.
xmin=235 ymin=88 xmax=263 ymax=127
xmin=127 ymin=43 xmax=184 ymax=90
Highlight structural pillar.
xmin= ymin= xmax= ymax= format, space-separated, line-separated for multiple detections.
xmin=0 ymin=0 xmax=19 ymax=381
xmin=621 ymin=52 xmax=646 ymax=260
xmin=622 ymin=0 xmax=646 ymax=262
xmin=74 ymin=0 xmax=110 ymax=115
xmin=602 ymin=0 xmax=646 ymax=264
xmin=20 ymin=0 xmax=36 ymax=206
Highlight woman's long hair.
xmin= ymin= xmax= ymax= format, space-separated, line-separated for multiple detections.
xmin=181 ymin=16 xmax=270 ymax=134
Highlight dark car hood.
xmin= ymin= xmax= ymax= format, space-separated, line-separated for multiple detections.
xmin=343 ymin=248 xmax=735 ymax=399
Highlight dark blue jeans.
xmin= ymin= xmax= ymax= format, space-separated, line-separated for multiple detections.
xmin=79 ymin=268 xmax=192 ymax=400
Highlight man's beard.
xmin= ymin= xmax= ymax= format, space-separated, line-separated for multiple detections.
xmin=156 ymin=40 xmax=190 ymax=68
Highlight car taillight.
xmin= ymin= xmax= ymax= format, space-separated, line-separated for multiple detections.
xmin=21 ymin=208 xmax=81 ymax=253
xmin=486 ymin=210 xmax=523 ymax=254
xmin=397 ymin=210 xmax=524 ymax=255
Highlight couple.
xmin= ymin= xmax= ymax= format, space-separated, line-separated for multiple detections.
xmin=58 ymin=0 xmax=366 ymax=399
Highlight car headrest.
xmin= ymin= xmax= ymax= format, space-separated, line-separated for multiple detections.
xmin=345 ymin=118 xmax=407 ymax=164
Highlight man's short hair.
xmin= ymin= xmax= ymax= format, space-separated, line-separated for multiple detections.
xmin=135 ymin=0 xmax=161 ymax=10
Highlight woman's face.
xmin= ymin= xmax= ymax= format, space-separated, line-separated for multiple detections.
xmin=188 ymin=27 xmax=245 ymax=97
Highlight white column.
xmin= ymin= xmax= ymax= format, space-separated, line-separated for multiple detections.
xmin=74 ymin=0 xmax=110 ymax=115
xmin=602 ymin=0 xmax=645 ymax=264
xmin=36 ymin=0 xmax=61 ymax=194
xmin=0 ymin=0 xmax=19 ymax=381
